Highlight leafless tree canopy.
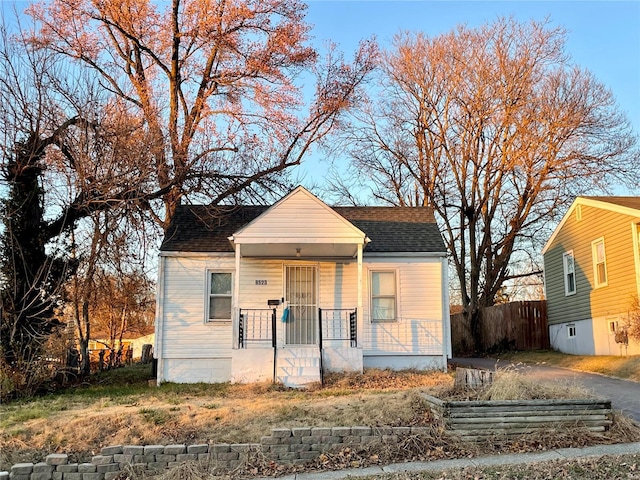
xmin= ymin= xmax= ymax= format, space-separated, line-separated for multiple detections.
xmin=334 ymin=17 xmax=639 ymax=345
xmin=28 ymin=0 xmax=378 ymax=229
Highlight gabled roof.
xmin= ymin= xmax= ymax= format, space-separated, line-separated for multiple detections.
xmin=541 ymin=196 xmax=640 ymax=254
xmin=230 ymin=186 xmax=368 ymax=247
xmin=160 ymin=204 xmax=445 ymax=254
xmin=581 ymin=196 xmax=640 ymax=212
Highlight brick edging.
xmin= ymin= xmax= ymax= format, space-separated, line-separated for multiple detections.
xmin=2 ymin=426 xmax=430 ymax=480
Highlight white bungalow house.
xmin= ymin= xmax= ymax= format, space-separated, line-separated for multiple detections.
xmin=154 ymin=186 xmax=451 ymax=387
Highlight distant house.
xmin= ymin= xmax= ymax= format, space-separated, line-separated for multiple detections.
xmin=154 ymin=186 xmax=451 ymax=387
xmin=542 ymin=197 xmax=640 ymax=355
xmin=88 ymin=333 xmax=155 ymax=360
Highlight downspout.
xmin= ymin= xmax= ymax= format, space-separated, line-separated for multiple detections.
xmin=154 ymin=255 xmax=166 ymax=385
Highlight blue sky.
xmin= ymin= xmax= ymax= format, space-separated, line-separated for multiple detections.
xmin=300 ymin=0 xmax=640 ymax=185
xmin=3 ymin=1 xmax=638 ymax=189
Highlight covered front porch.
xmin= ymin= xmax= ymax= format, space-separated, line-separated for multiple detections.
xmin=226 ymin=187 xmax=369 ymax=387
xmin=232 ymin=306 xmax=359 ymax=387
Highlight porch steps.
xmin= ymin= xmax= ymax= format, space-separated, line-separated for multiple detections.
xmin=276 ymin=347 xmax=321 ymax=388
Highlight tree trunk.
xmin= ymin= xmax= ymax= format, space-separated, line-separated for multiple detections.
xmin=468 ymin=307 xmax=484 ymax=354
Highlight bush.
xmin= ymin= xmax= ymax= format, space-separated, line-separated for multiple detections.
xmin=627 ymin=295 xmax=640 ymax=343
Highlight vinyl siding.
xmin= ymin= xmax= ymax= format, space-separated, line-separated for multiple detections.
xmin=238 ymin=259 xmax=284 ymax=309
xmin=319 ymin=262 xmax=358 ymax=308
xmin=545 ymin=204 xmax=639 ymax=326
xmin=159 ymin=254 xmax=446 ymax=381
xmin=237 ymin=259 xmax=358 ymax=309
xmin=362 ymin=258 xmax=444 ymax=355
xmin=233 ymin=189 xmax=363 ymax=243
xmin=160 ymin=255 xmax=235 ymax=360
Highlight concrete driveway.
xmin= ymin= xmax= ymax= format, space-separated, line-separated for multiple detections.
xmin=450 ymin=357 xmax=640 ymax=423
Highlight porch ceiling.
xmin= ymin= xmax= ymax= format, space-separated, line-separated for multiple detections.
xmin=237 ymin=242 xmax=359 ymax=258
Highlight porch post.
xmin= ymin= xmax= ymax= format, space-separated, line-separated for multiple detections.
xmin=233 ymin=243 xmax=241 ymax=349
xmin=441 ymin=255 xmax=451 ymax=370
xmin=357 ymin=243 xmax=363 ymax=348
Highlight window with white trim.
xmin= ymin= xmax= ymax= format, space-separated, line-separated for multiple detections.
xmin=567 ymin=324 xmax=576 ymax=338
xmin=591 ymin=238 xmax=608 ymax=287
xmin=563 ymin=251 xmax=576 ymax=296
xmin=370 ymin=270 xmax=397 ymax=322
xmin=608 ymin=320 xmax=618 ymax=334
xmin=207 ymin=271 xmax=232 ymax=322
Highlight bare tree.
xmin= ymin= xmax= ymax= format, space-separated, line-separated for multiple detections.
xmin=69 ymin=209 xmax=154 ymax=373
xmin=0 ymin=15 xmax=153 ymax=389
xmin=335 ymin=18 xmax=639 ymax=349
xmin=28 ymin=0 xmax=378 ymax=229
xmin=0 ymin=18 xmax=83 ymax=383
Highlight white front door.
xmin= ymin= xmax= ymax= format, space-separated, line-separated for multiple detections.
xmin=285 ymin=265 xmax=318 ymax=345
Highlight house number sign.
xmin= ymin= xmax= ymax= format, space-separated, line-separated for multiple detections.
xmin=255 ymin=280 xmax=267 ymax=285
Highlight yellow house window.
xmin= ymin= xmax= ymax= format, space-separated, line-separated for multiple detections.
xmin=591 ymin=238 xmax=607 ymax=288
xmin=562 ymin=251 xmax=576 ymax=296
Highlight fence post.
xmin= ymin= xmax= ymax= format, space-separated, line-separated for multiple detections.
xmin=272 ymin=308 xmax=277 ymax=384
xmin=318 ymin=308 xmax=324 ymax=386
xmin=350 ymin=309 xmax=357 ymax=347
xmin=238 ymin=309 xmax=244 ymax=349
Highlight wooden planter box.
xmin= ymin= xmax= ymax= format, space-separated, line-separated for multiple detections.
xmin=423 ymin=393 xmax=612 ymax=440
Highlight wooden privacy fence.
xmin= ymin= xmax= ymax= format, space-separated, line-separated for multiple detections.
xmin=451 ymin=301 xmax=549 ymax=355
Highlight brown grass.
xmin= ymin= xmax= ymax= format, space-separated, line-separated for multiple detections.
xmin=0 ymin=369 xmax=452 ymax=469
xmin=2 ymin=366 xmax=639 ymax=478
xmin=478 ymin=368 xmax=591 ymax=401
xmin=440 ymin=367 xmax=592 ymax=402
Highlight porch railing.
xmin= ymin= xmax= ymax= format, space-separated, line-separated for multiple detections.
xmin=238 ymin=308 xmax=277 ymax=349
xmin=318 ymin=308 xmax=357 ymax=347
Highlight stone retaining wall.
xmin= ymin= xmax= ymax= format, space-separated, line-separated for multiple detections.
xmin=2 ymin=426 xmax=430 ymax=480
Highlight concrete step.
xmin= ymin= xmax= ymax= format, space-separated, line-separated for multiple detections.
xmin=276 ymin=347 xmax=321 ymax=388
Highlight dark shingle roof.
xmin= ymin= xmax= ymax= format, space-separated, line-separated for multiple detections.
xmin=582 ymin=196 xmax=640 ymax=211
xmin=160 ymin=205 xmax=445 ymax=253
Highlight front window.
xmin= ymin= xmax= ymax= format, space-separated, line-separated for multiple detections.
xmin=208 ymin=272 xmax=232 ymax=322
xmin=371 ymin=271 xmax=397 ymax=322
xmin=563 ymin=251 xmax=576 ymax=296
xmin=591 ymin=238 xmax=607 ymax=287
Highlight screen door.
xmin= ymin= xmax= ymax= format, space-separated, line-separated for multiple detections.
xmin=285 ymin=265 xmax=317 ymax=344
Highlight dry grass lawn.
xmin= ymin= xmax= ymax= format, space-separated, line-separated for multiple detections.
xmin=2 ymin=363 xmax=639 ymax=477
xmin=0 ymin=366 xmax=450 ymax=469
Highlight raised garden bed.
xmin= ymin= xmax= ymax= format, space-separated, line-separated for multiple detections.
xmin=422 ymin=393 xmax=613 ymax=440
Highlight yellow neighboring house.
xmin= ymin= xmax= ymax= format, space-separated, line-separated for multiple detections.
xmin=542 ymin=197 xmax=640 ymax=355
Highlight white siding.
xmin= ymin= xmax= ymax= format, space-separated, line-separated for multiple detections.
xmin=233 ymin=188 xmax=364 ymax=243
xmin=162 ymin=358 xmax=231 ymax=383
xmin=158 ymin=255 xmax=235 ymax=383
xmin=362 ymin=258 xmax=444 ymax=356
xmin=239 ymin=259 xmax=284 ymax=309
xmin=158 ymin=253 xmax=448 ymax=383
xmin=319 ymin=262 xmax=358 ymax=309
